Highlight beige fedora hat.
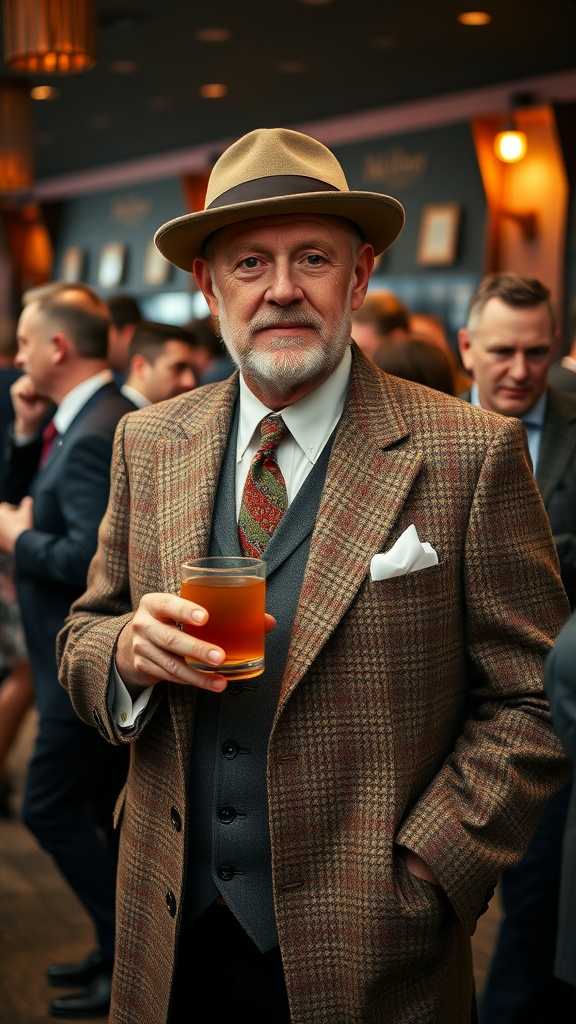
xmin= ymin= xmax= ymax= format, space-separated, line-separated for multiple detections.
xmin=154 ymin=128 xmax=405 ymax=271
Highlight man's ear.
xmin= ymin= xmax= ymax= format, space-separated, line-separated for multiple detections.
xmin=128 ymin=353 xmax=147 ymax=377
xmin=457 ymin=327 xmax=474 ymax=373
xmin=350 ymin=244 xmax=375 ymax=312
xmin=51 ymin=332 xmax=68 ymax=365
xmin=193 ymin=258 xmax=219 ymax=317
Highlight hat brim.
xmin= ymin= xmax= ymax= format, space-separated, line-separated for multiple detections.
xmin=154 ymin=190 xmax=405 ymax=271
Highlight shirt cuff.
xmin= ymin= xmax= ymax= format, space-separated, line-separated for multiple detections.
xmin=112 ymin=659 xmax=153 ymax=729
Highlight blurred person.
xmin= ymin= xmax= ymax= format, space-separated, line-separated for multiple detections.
xmin=107 ymin=293 xmax=142 ymax=385
xmin=188 ymin=314 xmax=236 ymax=385
xmin=410 ymin=310 xmax=472 ymax=393
xmin=457 ymin=271 xmax=576 ymax=1024
xmin=0 ymin=554 xmax=34 ymax=817
xmin=56 ymin=128 xmax=571 ymax=1024
xmin=544 ymin=608 xmax=576 ymax=1008
xmin=371 ymin=333 xmax=456 ymax=394
xmin=350 ymin=287 xmax=410 ymax=358
xmin=0 ymin=316 xmax=33 ymax=818
xmin=121 ymin=320 xmax=198 ymax=407
xmin=0 ymin=283 xmax=135 ymax=1019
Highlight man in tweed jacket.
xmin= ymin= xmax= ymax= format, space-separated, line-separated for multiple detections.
xmin=57 ymin=129 xmax=571 ymax=1024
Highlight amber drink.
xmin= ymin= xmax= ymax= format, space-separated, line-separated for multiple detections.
xmin=180 ymin=557 xmax=266 ymax=679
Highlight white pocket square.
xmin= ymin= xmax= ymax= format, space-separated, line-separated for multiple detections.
xmin=370 ymin=524 xmax=439 ymax=581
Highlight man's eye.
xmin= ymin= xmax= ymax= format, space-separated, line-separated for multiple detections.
xmin=241 ymin=257 xmax=260 ymax=269
xmin=306 ymin=254 xmax=325 ymax=265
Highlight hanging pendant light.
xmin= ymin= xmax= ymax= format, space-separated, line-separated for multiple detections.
xmin=0 ymin=81 xmax=34 ymax=193
xmin=2 ymin=0 xmax=97 ymax=74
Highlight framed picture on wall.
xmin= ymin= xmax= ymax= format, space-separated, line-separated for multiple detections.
xmin=416 ymin=203 xmax=461 ymax=266
xmin=142 ymin=240 xmax=172 ymax=286
xmin=61 ymin=246 xmax=85 ymax=282
xmin=98 ymin=242 xmax=126 ymax=288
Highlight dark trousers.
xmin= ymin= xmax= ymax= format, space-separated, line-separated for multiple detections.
xmin=169 ymin=902 xmax=291 ymax=1023
xmin=480 ymin=780 xmax=575 ymax=1023
xmin=21 ymin=715 xmax=128 ymax=963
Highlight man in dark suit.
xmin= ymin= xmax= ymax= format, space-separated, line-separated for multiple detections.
xmin=0 ymin=283 xmax=135 ymax=1018
xmin=457 ymin=272 xmax=576 ymax=1022
xmin=55 ymin=130 xmax=571 ymax=1024
xmin=548 ymin=296 xmax=576 ymax=394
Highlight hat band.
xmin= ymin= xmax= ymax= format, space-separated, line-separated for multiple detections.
xmin=207 ymin=175 xmax=340 ymax=210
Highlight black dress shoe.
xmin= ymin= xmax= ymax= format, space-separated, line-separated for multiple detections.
xmin=50 ymin=971 xmax=112 ymax=1019
xmin=47 ymin=950 xmax=110 ymax=987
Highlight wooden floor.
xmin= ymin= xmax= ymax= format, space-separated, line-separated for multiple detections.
xmin=0 ymin=709 xmax=502 ymax=1023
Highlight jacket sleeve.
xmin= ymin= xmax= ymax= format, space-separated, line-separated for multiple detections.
xmin=56 ymin=415 xmax=164 ymax=743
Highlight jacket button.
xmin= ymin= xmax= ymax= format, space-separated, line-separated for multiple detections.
xmin=170 ymin=807 xmax=182 ymax=832
xmin=218 ymin=806 xmax=237 ymax=824
xmin=217 ymin=863 xmax=235 ymax=882
xmin=221 ymin=740 xmax=239 ymax=759
xmin=166 ymin=891 xmax=177 ymax=917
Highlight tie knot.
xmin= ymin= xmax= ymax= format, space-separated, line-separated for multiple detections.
xmin=259 ymin=415 xmax=287 ymax=453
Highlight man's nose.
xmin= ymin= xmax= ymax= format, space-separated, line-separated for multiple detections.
xmin=180 ymin=369 xmax=196 ymax=390
xmin=264 ymin=264 xmax=303 ymax=304
xmin=509 ymin=353 xmax=529 ymax=378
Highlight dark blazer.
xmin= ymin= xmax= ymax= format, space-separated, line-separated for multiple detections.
xmin=4 ymin=382 xmax=135 ymax=718
xmin=544 ymin=609 xmax=576 ymax=986
xmin=58 ymin=352 xmax=571 ymax=1024
xmin=548 ymin=360 xmax=576 ymax=394
xmin=460 ymin=386 xmax=576 ymax=608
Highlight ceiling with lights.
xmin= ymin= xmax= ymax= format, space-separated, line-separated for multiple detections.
xmin=0 ymin=0 xmax=575 ymax=186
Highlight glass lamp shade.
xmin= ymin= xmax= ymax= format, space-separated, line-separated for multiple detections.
xmin=3 ymin=0 xmax=97 ymax=73
xmin=0 ymin=82 xmax=34 ymax=193
xmin=494 ymin=129 xmax=527 ymax=163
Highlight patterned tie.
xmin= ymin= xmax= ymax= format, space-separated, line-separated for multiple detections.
xmin=238 ymin=415 xmax=288 ymax=556
xmin=39 ymin=420 xmax=59 ymax=468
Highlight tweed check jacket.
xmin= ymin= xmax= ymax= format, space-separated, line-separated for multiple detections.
xmin=58 ymin=346 xmax=571 ymax=1024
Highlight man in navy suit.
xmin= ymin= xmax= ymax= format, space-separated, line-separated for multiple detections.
xmin=457 ymin=272 xmax=576 ymax=1022
xmin=0 ymin=283 xmax=135 ymax=1019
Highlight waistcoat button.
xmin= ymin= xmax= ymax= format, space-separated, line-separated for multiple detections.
xmin=218 ymin=806 xmax=237 ymax=823
xmin=217 ymin=863 xmax=236 ymax=882
xmin=166 ymin=890 xmax=177 ymax=917
xmin=170 ymin=807 xmax=182 ymax=831
xmin=221 ymin=740 xmax=239 ymax=759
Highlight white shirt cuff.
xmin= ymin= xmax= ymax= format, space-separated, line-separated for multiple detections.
xmin=112 ymin=660 xmax=153 ymax=729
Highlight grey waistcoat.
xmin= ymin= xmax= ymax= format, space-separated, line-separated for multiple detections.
xmin=183 ymin=404 xmax=334 ymax=951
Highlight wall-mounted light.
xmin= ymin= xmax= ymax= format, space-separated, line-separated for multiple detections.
xmin=2 ymin=0 xmax=97 ymax=74
xmin=494 ymin=127 xmax=527 ymax=163
xmin=494 ymin=92 xmax=536 ymax=164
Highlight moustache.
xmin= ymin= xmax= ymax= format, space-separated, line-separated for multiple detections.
xmin=249 ymin=310 xmax=323 ymax=333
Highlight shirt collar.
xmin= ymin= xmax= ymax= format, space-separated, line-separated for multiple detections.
xmin=470 ymin=382 xmax=547 ymax=427
xmin=237 ymin=346 xmax=352 ymax=464
xmin=521 ymin=390 xmax=547 ymax=428
xmin=53 ymin=370 xmax=113 ymax=434
xmin=120 ymin=383 xmax=151 ymax=408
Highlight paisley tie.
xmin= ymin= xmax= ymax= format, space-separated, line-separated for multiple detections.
xmin=238 ymin=415 xmax=288 ymax=556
